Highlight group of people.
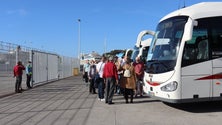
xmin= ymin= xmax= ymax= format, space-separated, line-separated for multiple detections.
xmin=13 ymin=61 xmax=33 ymax=93
xmin=83 ymin=55 xmax=144 ymax=104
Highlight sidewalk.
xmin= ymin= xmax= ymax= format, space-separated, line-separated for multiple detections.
xmin=0 ymin=76 xmax=156 ymax=125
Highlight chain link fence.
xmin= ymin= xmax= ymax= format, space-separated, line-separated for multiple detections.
xmin=0 ymin=41 xmax=79 ymax=97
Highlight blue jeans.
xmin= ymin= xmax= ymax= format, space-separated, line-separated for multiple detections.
xmin=98 ymin=78 xmax=105 ymax=99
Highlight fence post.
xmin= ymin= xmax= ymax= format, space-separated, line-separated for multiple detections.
xmin=15 ymin=45 xmax=21 ymax=64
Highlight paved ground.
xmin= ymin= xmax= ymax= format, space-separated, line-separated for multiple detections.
xmin=0 ymin=76 xmax=156 ymax=125
xmin=1 ymin=76 xmax=222 ymax=125
xmin=0 ymin=71 xmax=62 ymax=98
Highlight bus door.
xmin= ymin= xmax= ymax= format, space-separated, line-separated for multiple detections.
xmin=212 ymin=59 xmax=222 ymax=97
xmin=181 ymin=29 xmax=212 ymax=99
xmin=211 ymin=33 xmax=222 ymax=97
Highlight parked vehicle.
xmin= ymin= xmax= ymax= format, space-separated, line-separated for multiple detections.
xmin=131 ymin=30 xmax=155 ymax=63
xmin=144 ymin=2 xmax=222 ymax=103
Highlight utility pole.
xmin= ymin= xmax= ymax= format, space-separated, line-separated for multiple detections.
xmin=104 ymin=37 xmax=107 ymax=54
xmin=77 ymin=19 xmax=81 ymax=59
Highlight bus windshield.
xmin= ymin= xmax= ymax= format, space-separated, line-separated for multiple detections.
xmin=131 ymin=46 xmax=140 ymax=62
xmin=146 ymin=16 xmax=188 ymax=73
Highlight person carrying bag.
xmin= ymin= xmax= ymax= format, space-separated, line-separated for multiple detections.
xmin=96 ymin=56 xmax=106 ymax=101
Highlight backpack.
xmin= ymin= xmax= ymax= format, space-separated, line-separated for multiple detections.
xmin=123 ymin=66 xmax=131 ymax=77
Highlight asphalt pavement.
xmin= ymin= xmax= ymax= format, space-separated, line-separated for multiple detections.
xmin=1 ymin=76 xmax=222 ymax=125
xmin=0 ymin=76 xmax=156 ymax=125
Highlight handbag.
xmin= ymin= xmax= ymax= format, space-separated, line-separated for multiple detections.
xmin=123 ymin=65 xmax=131 ymax=77
xmin=94 ymin=63 xmax=103 ymax=86
xmin=123 ymin=69 xmax=131 ymax=77
xmin=82 ymin=74 xmax=86 ymax=79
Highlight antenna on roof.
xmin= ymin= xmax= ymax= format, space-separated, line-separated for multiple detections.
xmin=183 ymin=0 xmax=186 ymax=8
xmin=178 ymin=0 xmax=180 ymax=9
xmin=178 ymin=0 xmax=186 ymax=9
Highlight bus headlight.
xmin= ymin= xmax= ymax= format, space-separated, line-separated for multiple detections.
xmin=161 ymin=81 xmax=178 ymax=92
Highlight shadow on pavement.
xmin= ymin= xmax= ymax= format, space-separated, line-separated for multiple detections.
xmin=112 ymin=95 xmax=161 ymax=105
xmin=164 ymin=101 xmax=222 ymax=113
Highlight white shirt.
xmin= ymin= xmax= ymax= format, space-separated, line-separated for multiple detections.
xmin=96 ymin=61 xmax=105 ymax=78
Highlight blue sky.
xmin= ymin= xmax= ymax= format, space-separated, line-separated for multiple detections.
xmin=0 ymin=0 xmax=220 ymax=57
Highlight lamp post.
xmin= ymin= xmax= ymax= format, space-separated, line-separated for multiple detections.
xmin=77 ymin=19 xmax=81 ymax=59
xmin=104 ymin=37 xmax=107 ymax=54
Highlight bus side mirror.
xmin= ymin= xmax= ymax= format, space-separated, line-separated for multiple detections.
xmin=183 ymin=18 xmax=198 ymax=41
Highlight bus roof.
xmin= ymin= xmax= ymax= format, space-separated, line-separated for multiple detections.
xmin=160 ymin=2 xmax=222 ymax=22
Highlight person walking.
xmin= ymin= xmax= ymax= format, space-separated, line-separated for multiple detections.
xmin=118 ymin=55 xmax=128 ymax=95
xmin=96 ymin=56 xmax=106 ymax=101
xmin=13 ymin=61 xmax=25 ymax=93
xmin=88 ymin=60 xmax=97 ymax=94
xmin=119 ymin=58 xmax=136 ymax=103
xmin=133 ymin=56 xmax=144 ymax=97
xmin=26 ymin=61 xmax=32 ymax=89
xmin=103 ymin=56 xmax=118 ymax=105
xmin=114 ymin=56 xmax=121 ymax=94
xmin=83 ymin=60 xmax=90 ymax=83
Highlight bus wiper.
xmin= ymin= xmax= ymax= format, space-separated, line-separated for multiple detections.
xmin=157 ymin=61 xmax=169 ymax=71
xmin=147 ymin=59 xmax=156 ymax=62
xmin=148 ymin=59 xmax=169 ymax=71
xmin=147 ymin=59 xmax=168 ymax=71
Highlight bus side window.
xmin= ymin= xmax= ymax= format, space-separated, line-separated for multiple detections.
xmin=182 ymin=36 xmax=208 ymax=67
xmin=195 ymin=36 xmax=209 ymax=60
xmin=183 ymin=43 xmax=197 ymax=60
xmin=212 ymin=34 xmax=222 ymax=58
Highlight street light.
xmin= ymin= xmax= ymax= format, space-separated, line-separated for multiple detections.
xmin=77 ymin=19 xmax=81 ymax=59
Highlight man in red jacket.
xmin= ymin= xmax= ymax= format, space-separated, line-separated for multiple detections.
xmin=103 ymin=56 xmax=118 ymax=104
xmin=13 ymin=61 xmax=25 ymax=93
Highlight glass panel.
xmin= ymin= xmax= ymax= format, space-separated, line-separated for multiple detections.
xmin=146 ymin=16 xmax=188 ymax=73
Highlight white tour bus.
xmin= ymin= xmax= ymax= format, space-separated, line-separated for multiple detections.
xmin=144 ymin=2 xmax=222 ymax=103
xmin=131 ymin=30 xmax=155 ymax=63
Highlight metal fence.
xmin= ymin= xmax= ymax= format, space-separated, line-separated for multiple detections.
xmin=0 ymin=41 xmax=79 ymax=96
